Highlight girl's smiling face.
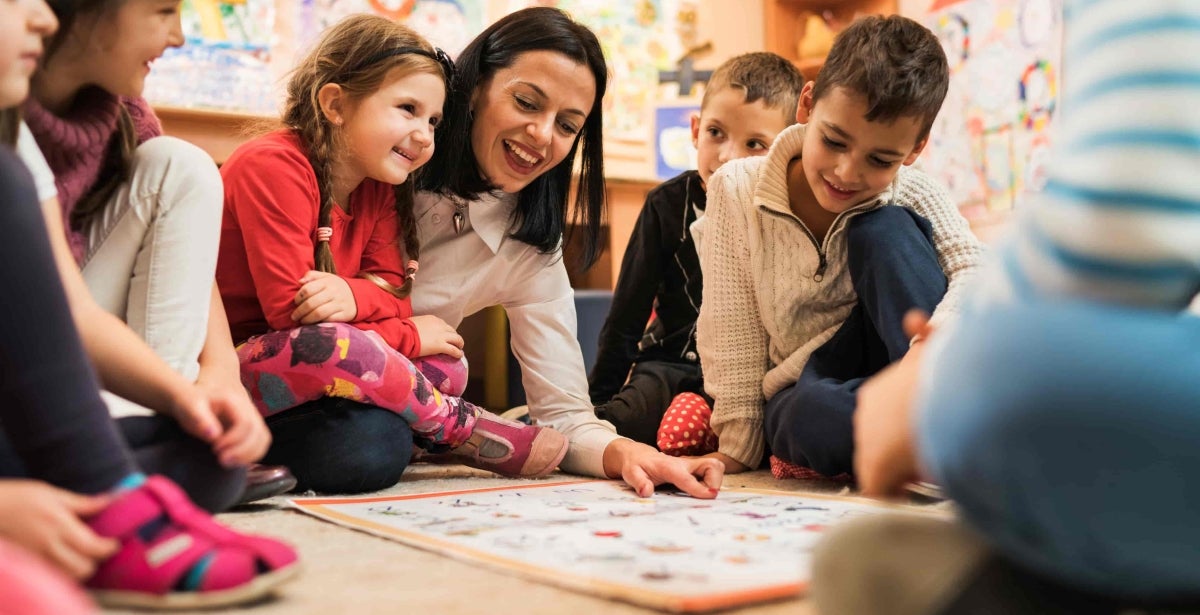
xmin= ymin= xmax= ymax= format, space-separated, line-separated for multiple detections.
xmin=0 ymin=0 xmax=57 ymax=107
xmin=56 ymin=0 xmax=185 ymax=99
xmin=337 ymin=68 xmax=445 ymax=188
xmin=467 ymin=50 xmax=596 ymax=194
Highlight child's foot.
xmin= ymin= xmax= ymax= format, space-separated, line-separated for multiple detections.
xmin=769 ymin=455 xmax=853 ymax=483
xmin=86 ymin=475 xmax=300 ymax=610
xmin=656 ymin=392 xmax=718 ymax=456
xmin=446 ymin=407 xmax=568 ymax=478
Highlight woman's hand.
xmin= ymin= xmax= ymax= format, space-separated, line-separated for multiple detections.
xmin=603 ymin=439 xmax=724 ymax=498
xmin=0 ymin=481 xmax=118 ymax=580
xmin=854 ymin=310 xmax=933 ymax=497
xmin=292 ymin=270 xmax=357 ymax=324
xmin=409 ymin=315 xmax=465 ymax=359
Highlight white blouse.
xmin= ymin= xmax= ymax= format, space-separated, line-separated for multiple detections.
xmin=412 ymin=190 xmax=620 ymax=477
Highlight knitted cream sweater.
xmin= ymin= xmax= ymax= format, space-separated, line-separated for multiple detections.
xmin=695 ymin=123 xmax=984 ymax=468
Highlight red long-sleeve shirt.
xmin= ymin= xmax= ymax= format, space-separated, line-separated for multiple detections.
xmin=217 ymin=130 xmax=419 ymax=356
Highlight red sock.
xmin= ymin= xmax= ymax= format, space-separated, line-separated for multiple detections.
xmin=656 ymin=393 xmax=718 ymax=456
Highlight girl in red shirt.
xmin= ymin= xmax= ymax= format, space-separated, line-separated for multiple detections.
xmin=217 ymin=15 xmax=568 ymax=488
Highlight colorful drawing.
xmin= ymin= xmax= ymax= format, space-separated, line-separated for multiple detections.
xmin=144 ymin=0 xmax=277 ymax=114
xmin=655 ymin=104 xmax=699 ymax=180
xmin=292 ymin=480 xmax=939 ymax=612
xmin=901 ymin=0 xmax=1063 ymax=217
xmin=297 ymin=0 xmax=484 ymax=56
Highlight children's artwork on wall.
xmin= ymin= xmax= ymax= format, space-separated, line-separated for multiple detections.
xmin=295 ymin=0 xmax=484 ymax=56
xmin=144 ymin=0 xmax=278 ymax=114
xmin=900 ymin=0 xmax=1062 ymax=221
xmin=292 ymin=480 xmax=937 ymax=612
xmin=655 ymin=105 xmax=699 ymax=180
xmin=145 ymin=1 xmax=485 ymax=116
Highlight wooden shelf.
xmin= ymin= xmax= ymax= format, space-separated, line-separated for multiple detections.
xmin=155 ymin=105 xmax=278 ymax=166
xmin=764 ymin=0 xmax=897 ymax=79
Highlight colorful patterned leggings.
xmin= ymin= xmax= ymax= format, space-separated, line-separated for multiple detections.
xmin=237 ymin=323 xmax=478 ymax=450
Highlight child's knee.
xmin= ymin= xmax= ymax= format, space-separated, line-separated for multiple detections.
xmin=846 ymin=206 xmax=934 ymax=259
xmin=129 ymin=137 xmax=222 ymax=212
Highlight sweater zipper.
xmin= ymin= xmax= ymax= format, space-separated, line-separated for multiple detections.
xmin=775 ymin=200 xmax=880 ymax=282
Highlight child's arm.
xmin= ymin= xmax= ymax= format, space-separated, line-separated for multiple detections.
xmin=893 ymin=168 xmax=985 ymax=330
xmin=223 ymin=144 xmax=415 ymax=356
xmin=589 ymin=192 xmax=666 ymax=403
xmin=695 ymin=164 xmax=771 ymax=472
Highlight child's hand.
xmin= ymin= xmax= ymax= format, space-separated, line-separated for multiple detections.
xmin=292 ymin=270 xmax=357 ymax=324
xmin=169 ymin=379 xmax=271 ymax=468
xmin=409 ymin=315 xmax=465 ymax=359
xmin=196 ymin=375 xmax=272 ymax=468
xmin=603 ymin=439 xmax=724 ymax=499
xmin=854 ymin=310 xmax=933 ymax=497
xmin=0 ymin=481 xmax=118 ymax=580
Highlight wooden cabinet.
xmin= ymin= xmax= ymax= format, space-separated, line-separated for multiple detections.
xmin=763 ymin=0 xmax=897 ymax=79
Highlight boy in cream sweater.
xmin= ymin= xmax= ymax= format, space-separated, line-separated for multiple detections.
xmin=695 ymin=15 xmax=983 ymax=476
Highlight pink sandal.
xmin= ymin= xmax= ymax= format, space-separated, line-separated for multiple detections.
xmin=86 ymin=476 xmax=300 ymax=610
xmin=443 ymin=407 xmax=569 ymax=478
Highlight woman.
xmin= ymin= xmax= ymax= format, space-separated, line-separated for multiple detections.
xmin=414 ymin=7 xmax=723 ymax=497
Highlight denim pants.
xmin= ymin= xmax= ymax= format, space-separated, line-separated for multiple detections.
xmin=918 ymin=300 xmax=1200 ymax=599
xmin=261 ymin=397 xmax=415 ymax=494
xmin=764 ymin=206 xmax=948 ymax=477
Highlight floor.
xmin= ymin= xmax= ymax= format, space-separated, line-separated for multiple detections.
xmin=102 ymin=465 xmax=889 ymax=615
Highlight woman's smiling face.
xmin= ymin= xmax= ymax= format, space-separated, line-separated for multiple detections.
xmin=468 ymin=50 xmax=597 ymax=193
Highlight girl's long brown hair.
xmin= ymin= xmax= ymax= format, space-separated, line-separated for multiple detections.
xmin=40 ymin=0 xmax=135 ymax=233
xmin=283 ymin=14 xmax=446 ymax=298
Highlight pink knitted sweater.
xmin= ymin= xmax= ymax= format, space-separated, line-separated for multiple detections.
xmin=22 ymin=87 xmax=162 ymax=263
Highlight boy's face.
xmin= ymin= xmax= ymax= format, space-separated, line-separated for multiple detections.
xmin=691 ymin=87 xmax=793 ymax=188
xmin=797 ymin=84 xmax=928 ymax=215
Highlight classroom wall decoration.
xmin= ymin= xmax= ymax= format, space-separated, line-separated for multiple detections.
xmin=292 ymin=480 xmax=935 ymax=612
xmin=295 ymin=0 xmax=484 ymax=56
xmin=144 ymin=0 xmax=278 ymax=114
xmin=145 ymin=0 xmax=485 ymax=116
xmin=900 ymin=0 xmax=1062 ymax=221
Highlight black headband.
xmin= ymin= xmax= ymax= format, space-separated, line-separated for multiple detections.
xmin=346 ymin=46 xmax=457 ymax=87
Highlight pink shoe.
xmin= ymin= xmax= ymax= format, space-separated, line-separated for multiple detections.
xmin=86 ymin=476 xmax=300 ymax=610
xmin=446 ymin=410 xmax=568 ymax=478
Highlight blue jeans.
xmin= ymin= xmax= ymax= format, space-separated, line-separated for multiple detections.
xmin=920 ymin=299 xmax=1200 ymax=600
xmin=764 ymin=206 xmax=948 ymax=476
xmin=262 ymin=397 xmax=414 ymax=494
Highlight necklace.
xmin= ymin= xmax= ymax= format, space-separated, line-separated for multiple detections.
xmin=451 ymin=197 xmax=467 ymax=235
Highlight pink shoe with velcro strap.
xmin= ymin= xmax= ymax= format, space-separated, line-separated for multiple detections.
xmin=86 ymin=475 xmax=299 ymax=610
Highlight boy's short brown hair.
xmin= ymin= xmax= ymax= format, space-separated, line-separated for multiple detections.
xmin=701 ymin=52 xmax=807 ymax=123
xmin=813 ymin=15 xmax=949 ymax=139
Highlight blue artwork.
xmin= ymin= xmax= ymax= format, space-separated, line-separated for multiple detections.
xmin=655 ymin=104 xmax=699 ymax=180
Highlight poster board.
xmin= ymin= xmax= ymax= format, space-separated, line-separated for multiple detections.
xmin=292 ymin=480 xmax=942 ymax=612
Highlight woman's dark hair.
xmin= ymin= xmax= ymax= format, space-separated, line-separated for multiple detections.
xmin=418 ymin=7 xmax=609 ymax=267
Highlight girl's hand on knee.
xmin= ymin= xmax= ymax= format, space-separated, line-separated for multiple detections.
xmin=292 ymin=271 xmax=357 ymax=325
xmin=197 ymin=381 xmax=272 ymax=468
xmin=0 ymin=481 xmax=118 ymax=580
xmin=409 ymin=315 xmax=465 ymax=359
